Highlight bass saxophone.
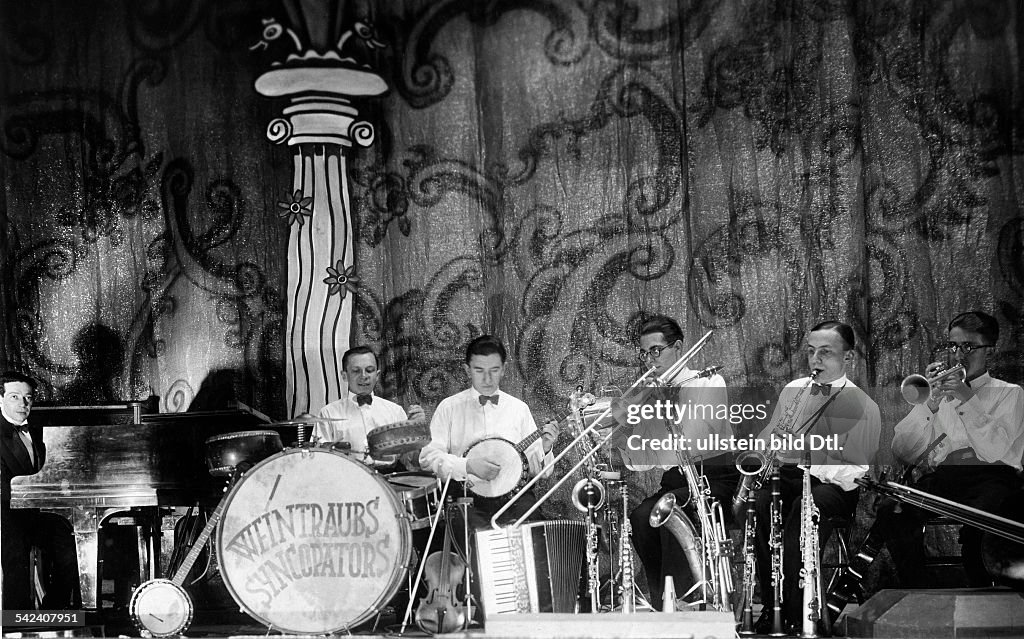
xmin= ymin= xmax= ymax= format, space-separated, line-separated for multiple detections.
xmin=649 ymin=371 xmax=733 ymax=611
xmin=798 ymin=462 xmax=822 ymax=638
xmin=732 ymin=370 xmax=818 ymax=521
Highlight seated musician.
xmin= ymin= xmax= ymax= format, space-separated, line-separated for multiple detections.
xmin=624 ymin=315 xmax=738 ymax=607
xmin=1 ymin=371 xmax=80 ymax=610
xmin=418 ymin=335 xmax=559 ymax=530
xmin=752 ymin=321 xmax=880 ymax=635
xmin=878 ymin=310 xmax=1024 ymax=586
xmin=312 ymin=345 xmax=425 ymax=469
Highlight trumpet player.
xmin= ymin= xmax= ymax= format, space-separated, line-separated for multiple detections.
xmin=751 ymin=321 xmax=880 ymax=635
xmin=877 ymin=311 xmax=1024 ymax=587
xmin=624 ymin=315 xmax=739 ymax=607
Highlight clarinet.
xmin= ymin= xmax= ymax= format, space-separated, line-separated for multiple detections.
xmin=738 ymin=491 xmax=757 ymax=635
xmin=769 ymin=471 xmax=785 ymax=637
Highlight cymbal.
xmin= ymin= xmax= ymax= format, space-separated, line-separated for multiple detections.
xmin=268 ymin=415 xmax=348 ymax=427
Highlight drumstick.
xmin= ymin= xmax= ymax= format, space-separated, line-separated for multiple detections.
xmin=400 ymin=474 xmax=453 ymax=635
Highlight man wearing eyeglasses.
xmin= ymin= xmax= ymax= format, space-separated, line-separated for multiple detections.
xmin=624 ymin=315 xmax=738 ymax=607
xmin=881 ymin=311 xmax=1024 ymax=587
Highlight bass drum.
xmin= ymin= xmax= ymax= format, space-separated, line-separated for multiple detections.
xmin=216 ymin=448 xmax=412 ymax=634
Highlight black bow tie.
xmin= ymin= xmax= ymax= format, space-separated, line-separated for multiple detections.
xmin=356 ymin=393 xmax=373 ymax=406
xmin=479 ymin=394 xmax=499 ymax=406
xmin=810 ymin=383 xmax=831 ymax=396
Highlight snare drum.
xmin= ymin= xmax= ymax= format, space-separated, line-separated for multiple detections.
xmin=216 ymin=448 xmax=412 ymax=634
xmin=385 ymin=472 xmax=440 ymax=530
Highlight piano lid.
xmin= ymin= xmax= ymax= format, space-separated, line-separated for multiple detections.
xmin=11 ymin=402 xmax=279 ymax=508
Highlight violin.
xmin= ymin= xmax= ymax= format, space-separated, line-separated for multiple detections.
xmin=415 ymin=502 xmax=468 ymax=634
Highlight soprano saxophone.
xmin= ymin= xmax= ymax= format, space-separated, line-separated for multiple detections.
xmin=798 ymin=461 xmax=822 ymax=638
xmin=732 ymin=370 xmax=819 ymax=521
xmin=619 ymin=481 xmax=636 ymax=613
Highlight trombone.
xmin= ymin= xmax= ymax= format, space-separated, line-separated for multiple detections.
xmin=900 ymin=363 xmax=966 ymax=405
xmin=489 ymin=331 xmax=715 ymax=529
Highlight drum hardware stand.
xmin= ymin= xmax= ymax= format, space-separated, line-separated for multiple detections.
xmin=456 ymin=495 xmax=476 ymax=626
xmin=400 ymin=476 xmax=454 ymax=635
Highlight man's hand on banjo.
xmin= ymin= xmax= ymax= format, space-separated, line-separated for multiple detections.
xmin=540 ymin=418 xmax=560 ymax=453
xmin=467 ymin=455 xmax=501 ymax=480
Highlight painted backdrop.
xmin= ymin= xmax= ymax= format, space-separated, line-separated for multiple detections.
xmin=2 ymin=0 xmax=1022 ymax=596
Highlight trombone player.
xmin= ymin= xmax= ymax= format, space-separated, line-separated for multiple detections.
xmin=877 ymin=311 xmax=1024 ymax=586
xmin=622 ymin=315 xmax=738 ymax=607
xmin=750 ymin=321 xmax=880 ymax=635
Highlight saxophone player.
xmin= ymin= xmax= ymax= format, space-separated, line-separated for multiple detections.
xmin=751 ymin=321 xmax=880 ymax=635
xmin=875 ymin=311 xmax=1024 ymax=587
xmin=624 ymin=315 xmax=739 ymax=607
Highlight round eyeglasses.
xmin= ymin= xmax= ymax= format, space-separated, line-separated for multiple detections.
xmin=637 ymin=345 xmax=669 ymax=362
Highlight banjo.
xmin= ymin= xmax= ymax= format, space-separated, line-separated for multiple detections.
xmin=129 ymin=491 xmax=231 ymax=637
xmin=464 ymin=411 xmax=568 ymax=498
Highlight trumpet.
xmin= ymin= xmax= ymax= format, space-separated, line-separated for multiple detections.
xmin=900 ymin=363 xmax=966 ymax=405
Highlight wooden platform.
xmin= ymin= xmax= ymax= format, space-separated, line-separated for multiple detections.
xmin=842 ymin=588 xmax=1024 ymax=637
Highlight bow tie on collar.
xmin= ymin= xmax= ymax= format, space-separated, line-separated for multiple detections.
xmin=356 ymin=393 xmax=373 ymax=406
xmin=478 ymin=394 xmax=499 ymax=406
xmin=810 ymin=383 xmax=832 ymax=397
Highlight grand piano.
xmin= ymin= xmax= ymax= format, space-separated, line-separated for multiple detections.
xmin=10 ymin=400 xmax=284 ymax=610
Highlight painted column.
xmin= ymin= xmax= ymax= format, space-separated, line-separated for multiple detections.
xmin=256 ymin=67 xmax=386 ymax=416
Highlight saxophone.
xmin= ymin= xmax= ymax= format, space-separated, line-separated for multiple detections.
xmin=619 ymin=481 xmax=636 ymax=613
xmin=799 ymin=462 xmax=822 ymax=638
xmin=648 ymin=374 xmax=734 ymax=612
xmin=732 ymin=370 xmax=819 ymax=520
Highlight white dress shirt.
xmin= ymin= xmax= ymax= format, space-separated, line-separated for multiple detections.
xmin=418 ymin=388 xmax=553 ymax=482
xmin=618 ymin=368 xmax=732 ymax=471
xmin=759 ymin=375 xmax=880 ymax=491
xmin=892 ymin=372 xmax=1024 ymax=470
xmin=314 ymin=392 xmax=408 ymax=466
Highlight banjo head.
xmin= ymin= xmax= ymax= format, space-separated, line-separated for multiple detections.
xmin=130 ymin=579 xmax=194 ymax=638
xmin=465 ymin=438 xmax=526 ymax=498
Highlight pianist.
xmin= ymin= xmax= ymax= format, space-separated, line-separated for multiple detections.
xmin=1 ymin=371 xmax=79 ymax=610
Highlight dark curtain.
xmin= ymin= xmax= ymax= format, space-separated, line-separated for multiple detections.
xmin=2 ymin=0 xmax=1022 ymax=594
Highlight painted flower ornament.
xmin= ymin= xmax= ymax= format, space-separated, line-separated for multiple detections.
xmin=323 ymin=262 xmax=360 ymax=298
xmin=277 ymin=190 xmax=313 ymax=226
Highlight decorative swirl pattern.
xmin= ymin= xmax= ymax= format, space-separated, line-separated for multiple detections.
xmin=349 ymin=120 xmax=375 ymax=147
xmin=266 ymin=118 xmax=292 ymax=144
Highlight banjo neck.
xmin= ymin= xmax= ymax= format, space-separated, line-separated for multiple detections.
xmin=169 ymin=485 xmax=232 ymax=586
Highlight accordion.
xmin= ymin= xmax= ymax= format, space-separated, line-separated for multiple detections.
xmin=475 ymin=520 xmax=586 ymax=617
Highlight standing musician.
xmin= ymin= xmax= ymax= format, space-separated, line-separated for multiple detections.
xmin=418 ymin=334 xmax=559 ymax=530
xmin=878 ymin=311 xmax=1024 ymax=586
xmin=1 ymin=371 xmax=80 ymax=610
xmin=313 ymin=345 xmax=425 ymax=468
xmin=625 ymin=315 xmax=738 ymax=606
xmin=752 ymin=321 xmax=880 ymax=634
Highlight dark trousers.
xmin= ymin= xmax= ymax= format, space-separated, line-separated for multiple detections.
xmin=753 ymin=466 xmax=858 ymax=630
xmin=629 ymin=458 xmax=739 ymax=605
xmin=1 ymin=505 xmax=80 ymax=610
xmin=873 ymin=462 xmax=1021 ymax=587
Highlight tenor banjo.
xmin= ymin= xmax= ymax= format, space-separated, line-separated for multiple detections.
xmin=464 ymin=412 xmax=567 ymax=498
xmin=129 ymin=486 xmax=231 ymax=636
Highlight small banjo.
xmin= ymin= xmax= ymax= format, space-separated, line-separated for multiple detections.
xmin=129 ymin=491 xmax=231 ymax=637
xmin=464 ymin=412 xmax=567 ymax=498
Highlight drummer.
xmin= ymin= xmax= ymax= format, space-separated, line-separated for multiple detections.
xmin=313 ymin=345 xmax=425 ymax=469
